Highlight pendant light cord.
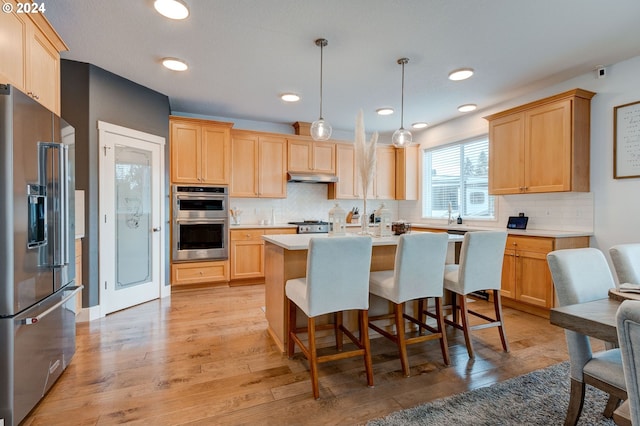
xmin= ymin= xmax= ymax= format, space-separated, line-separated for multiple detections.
xmin=398 ymin=58 xmax=409 ymax=130
xmin=319 ymin=42 xmax=324 ymax=120
xmin=316 ymin=38 xmax=328 ymax=121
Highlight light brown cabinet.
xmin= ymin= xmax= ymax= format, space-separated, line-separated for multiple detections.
xmin=501 ymin=235 xmax=589 ymax=317
xmin=230 ymin=228 xmax=296 ymax=282
xmin=485 ymin=88 xmax=595 ymax=195
xmin=373 ymin=145 xmax=396 ymax=200
xmin=395 ymin=145 xmax=419 ymax=201
xmin=230 ymin=130 xmax=287 ymax=198
xmin=328 ymin=144 xmax=359 ymax=199
xmin=0 ymin=0 xmax=67 ymax=114
xmin=171 ymin=260 xmax=229 ymax=287
xmin=329 ymin=144 xmax=416 ymax=201
xmin=170 ymin=117 xmax=232 ymax=185
xmin=287 ymin=138 xmax=335 ymax=174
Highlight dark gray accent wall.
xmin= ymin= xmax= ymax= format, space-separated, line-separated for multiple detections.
xmin=60 ymin=59 xmax=170 ymax=308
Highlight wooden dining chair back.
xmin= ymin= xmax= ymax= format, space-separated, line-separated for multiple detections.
xmin=614 ymin=300 xmax=640 ymax=426
xmin=547 ymin=248 xmax=626 ymax=425
xmin=285 ymin=236 xmax=373 ymax=399
xmin=368 ymin=232 xmax=450 ymax=377
xmin=442 ymin=230 xmax=509 ymax=359
xmin=610 ymin=243 xmax=640 ymax=285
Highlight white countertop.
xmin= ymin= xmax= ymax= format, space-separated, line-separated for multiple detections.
xmin=262 ymin=233 xmax=465 ymax=251
xmin=410 ymin=223 xmax=593 ymax=238
xmin=230 ymin=223 xmax=298 ymax=230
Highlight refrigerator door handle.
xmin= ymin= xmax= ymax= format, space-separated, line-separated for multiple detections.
xmin=21 ymin=285 xmax=82 ymax=325
xmin=59 ymin=143 xmax=70 ymax=266
xmin=39 ymin=142 xmax=70 ymax=267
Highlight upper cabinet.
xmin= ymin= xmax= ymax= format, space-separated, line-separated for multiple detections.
xmin=373 ymin=146 xmax=396 ymax=200
xmin=0 ymin=0 xmax=68 ymax=114
xmin=329 ymin=143 xmax=418 ymax=201
xmin=395 ymin=145 xmax=419 ymax=201
xmin=485 ymin=88 xmax=595 ymax=195
xmin=287 ymin=138 xmax=336 ymax=174
xmin=230 ymin=130 xmax=287 ymax=198
xmin=170 ymin=116 xmax=233 ymax=185
xmin=328 ymin=144 xmax=359 ymax=199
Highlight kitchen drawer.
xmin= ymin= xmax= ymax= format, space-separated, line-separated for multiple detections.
xmin=171 ymin=260 xmax=229 ymax=286
xmin=231 ymin=229 xmax=265 ymax=241
xmin=264 ymin=228 xmax=296 ymax=235
xmin=506 ymin=235 xmax=553 ymax=253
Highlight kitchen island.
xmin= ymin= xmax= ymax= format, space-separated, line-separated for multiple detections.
xmin=262 ymin=233 xmax=464 ymax=353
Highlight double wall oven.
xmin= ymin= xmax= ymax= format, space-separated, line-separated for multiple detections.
xmin=172 ymin=185 xmax=228 ymax=262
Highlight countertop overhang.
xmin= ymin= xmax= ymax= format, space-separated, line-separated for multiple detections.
xmin=262 ymin=233 xmax=465 ymax=251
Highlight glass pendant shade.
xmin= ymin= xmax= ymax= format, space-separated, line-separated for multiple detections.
xmin=392 ymin=127 xmax=412 ymax=147
xmin=393 ymin=58 xmax=411 ymax=148
xmin=310 ymin=118 xmax=332 ymax=141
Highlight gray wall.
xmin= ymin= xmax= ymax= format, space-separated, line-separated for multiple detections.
xmin=61 ymin=60 xmax=170 ymax=308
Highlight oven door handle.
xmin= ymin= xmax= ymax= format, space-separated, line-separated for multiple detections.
xmin=174 ymin=218 xmax=227 ymax=224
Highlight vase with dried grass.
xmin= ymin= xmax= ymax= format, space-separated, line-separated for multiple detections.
xmin=354 ymin=110 xmax=378 ymax=235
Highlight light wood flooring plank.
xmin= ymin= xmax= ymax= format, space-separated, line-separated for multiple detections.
xmin=22 ymin=285 xmax=579 ymax=425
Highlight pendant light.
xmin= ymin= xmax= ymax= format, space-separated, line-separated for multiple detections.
xmin=392 ymin=58 xmax=412 ymax=148
xmin=310 ymin=38 xmax=332 ymax=141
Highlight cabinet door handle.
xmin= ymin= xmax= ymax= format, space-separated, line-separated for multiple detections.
xmin=152 ymin=227 xmax=161 ymax=232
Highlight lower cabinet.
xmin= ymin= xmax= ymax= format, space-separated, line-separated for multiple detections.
xmin=230 ymin=228 xmax=296 ymax=283
xmin=171 ymin=260 xmax=229 ymax=287
xmin=501 ymin=235 xmax=589 ymax=317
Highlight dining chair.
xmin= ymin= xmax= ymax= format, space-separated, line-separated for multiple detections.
xmin=547 ymin=248 xmax=627 ymax=426
xmin=285 ymin=235 xmax=374 ymax=399
xmin=368 ymin=232 xmax=450 ymax=377
xmin=442 ymin=230 xmax=509 ymax=359
xmin=610 ymin=243 xmax=640 ymax=285
xmin=614 ymin=300 xmax=640 ymax=426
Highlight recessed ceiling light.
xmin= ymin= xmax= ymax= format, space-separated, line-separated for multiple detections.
xmin=280 ymin=93 xmax=300 ymax=102
xmin=154 ymin=0 xmax=190 ymax=20
xmin=448 ymin=68 xmax=474 ymax=81
xmin=376 ymin=107 xmax=394 ymax=116
xmin=411 ymin=122 xmax=428 ymax=129
xmin=458 ymin=104 xmax=477 ymax=113
xmin=162 ymin=57 xmax=188 ymax=71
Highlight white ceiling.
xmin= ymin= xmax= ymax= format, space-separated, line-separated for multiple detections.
xmin=44 ymin=0 xmax=640 ymax=137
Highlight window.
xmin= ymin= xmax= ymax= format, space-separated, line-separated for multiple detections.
xmin=422 ymin=137 xmax=495 ymax=219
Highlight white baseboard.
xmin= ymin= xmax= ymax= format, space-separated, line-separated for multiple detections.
xmin=76 ymin=305 xmax=103 ymax=322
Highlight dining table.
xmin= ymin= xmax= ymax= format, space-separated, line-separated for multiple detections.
xmin=550 ymin=289 xmax=640 ymax=426
xmin=549 ymin=297 xmax=621 ymax=344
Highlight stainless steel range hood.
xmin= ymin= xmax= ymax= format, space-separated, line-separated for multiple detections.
xmin=287 ymin=172 xmax=339 ymax=183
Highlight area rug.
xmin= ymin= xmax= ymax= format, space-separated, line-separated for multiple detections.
xmin=367 ymin=362 xmax=615 ymax=426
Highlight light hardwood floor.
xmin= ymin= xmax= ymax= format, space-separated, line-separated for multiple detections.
xmin=23 ymin=285 xmax=585 ymax=425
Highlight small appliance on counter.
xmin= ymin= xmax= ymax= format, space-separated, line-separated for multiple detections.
xmin=507 ymin=213 xmax=529 ymax=230
xmin=392 ymin=221 xmax=411 ymax=235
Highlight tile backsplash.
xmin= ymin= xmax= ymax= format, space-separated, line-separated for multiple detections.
xmin=497 ymin=192 xmax=593 ymax=231
xmin=395 ymin=192 xmax=593 ymax=232
xmin=229 ymin=182 xmax=399 ymax=225
xmin=230 ymin=183 xmax=593 ymax=232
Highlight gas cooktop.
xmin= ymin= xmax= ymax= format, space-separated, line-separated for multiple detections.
xmin=287 ymin=220 xmax=329 ymax=234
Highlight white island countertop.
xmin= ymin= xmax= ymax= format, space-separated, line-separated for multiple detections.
xmin=410 ymin=223 xmax=593 ymax=238
xmin=262 ymin=233 xmax=464 ymax=251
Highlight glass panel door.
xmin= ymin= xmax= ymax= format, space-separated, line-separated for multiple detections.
xmin=115 ymin=146 xmax=152 ymax=289
xmin=99 ymin=121 xmax=164 ymax=315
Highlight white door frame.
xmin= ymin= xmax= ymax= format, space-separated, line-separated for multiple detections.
xmin=97 ymin=121 xmax=168 ymax=318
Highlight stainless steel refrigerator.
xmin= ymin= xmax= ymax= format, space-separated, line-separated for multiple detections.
xmin=0 ymin=84 xmax=81 ymax=425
